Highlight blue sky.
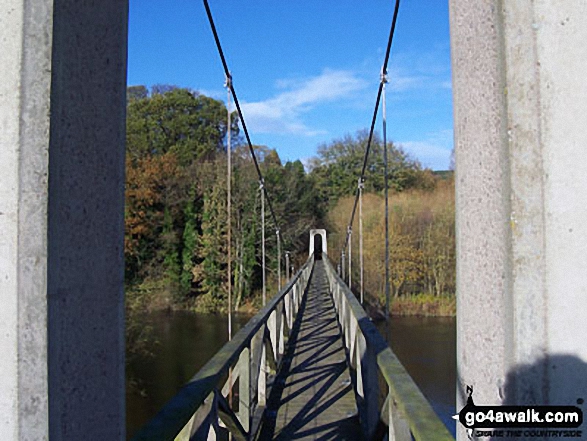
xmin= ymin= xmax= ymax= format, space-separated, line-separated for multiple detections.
xmin=128 ymin=1 xmax=453 ymax=170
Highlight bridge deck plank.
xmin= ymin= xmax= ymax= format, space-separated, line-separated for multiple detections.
xmin=259 ymin=260 xmax=362 ymax=440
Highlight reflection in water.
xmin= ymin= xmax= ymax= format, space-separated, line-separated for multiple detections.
xmin=377 ymin=316 xmax=456 ymax=436
xmin=126 ymin=312 xmax=455 ymax=439
xmin=126 ymin=311 xmax=250 ymax=439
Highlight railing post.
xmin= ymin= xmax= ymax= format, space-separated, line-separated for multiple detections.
xmin=292 ymin=284 xmax=298 ymax=316
xmin=289 ymin=289 xmax=294 ymax=328
xmin=250 ymin=325 xmax=265 ymax=409
xmin=278 ymin=301 xmax=285 ymax=356
xmin=341 ymin=297 xmax=347 ymax=348
xmin=388 ymin=395 xmax=411 ymax=441
xmin=268 ymin=311 xmax=277 ymax=364
xmin=349 ymin=316 xmax=357 ymax=367
xmin=337 ymin=285 xmax=342 ymax=320
xmin=361 ymin=336 xmax=380 ymax=439
xmin=208 ymin=423 xmax=217 ymax=441
xmin=258 ymin=345 xmax=266 ymax=407
xmin=238 ymin=348 xmax=250 ymax=432
xmin=208 ymin=391 xmax=220 ymax=441
xmin=356 ymin=333 xmax=366 ymax=399
xmin=284 ymin=291 xmax=292 ymax=331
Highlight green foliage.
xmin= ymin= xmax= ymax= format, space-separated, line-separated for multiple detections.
xmin=194 ymin=162 xmax=227 ymax=302
xmin=124 ymin=85 xmax=454 ymax=319
xmin=126 ymin=86 xmax=235 ymax=164
xmin=309 ymin=130 xmax=436 ymax=207
xmin=180 ymin=189 xmax=198 ymax=295
xmin=127 ymin=85 xmax=148 ymax=102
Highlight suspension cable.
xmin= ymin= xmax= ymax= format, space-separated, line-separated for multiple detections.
xmin=261 ymin=181 xmax=266 ymax=306
xmin=339 ymin=0 xmax=401 ymax=277
xmin=225 ymin=74 xmax=233 ymax=418
xmin=226 ymin=74 xmax=233 ymax=339
xmin=348 ymin=226 xmax=352 ymax=288
xmin=342 ymin=0 xmax=400 ymax=258
xmin=205 ymin=0 xmax=292 ymax=309
xmin=382 ymin=71 xmax=390 ymax=319
xmin=203 ymin=0 xmax=280 ymax=233
xmin=359 ymin=179 xmax=365 ymax=304
xmin=277 ymin=230 xmax=282 ymax=291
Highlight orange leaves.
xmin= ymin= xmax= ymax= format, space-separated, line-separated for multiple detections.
xmin=125 ymin=152 xmax=180 ymax=259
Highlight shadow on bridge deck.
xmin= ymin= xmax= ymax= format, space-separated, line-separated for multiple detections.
xmin=258 ymin=260 xmax=363 ymax=440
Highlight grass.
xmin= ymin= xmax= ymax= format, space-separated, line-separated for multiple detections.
xmin=390 ymin=293 xmax=456 ymax=317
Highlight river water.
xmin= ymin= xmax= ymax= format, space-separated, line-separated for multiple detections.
xmin=126 ymin=312 xmax=456 ymax=439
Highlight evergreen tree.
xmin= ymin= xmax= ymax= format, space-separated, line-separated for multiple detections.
xmin=180 ymin=187 xmax=199 ymax=296
xmin=161 ymin=207 xmax=181 ymax=290
xmin=193 ymin=162 xmax=227 ymax=310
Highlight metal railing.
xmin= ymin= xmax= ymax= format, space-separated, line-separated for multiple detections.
xmin=131 ymin=256 xmax=314 ymax=441
xmin=323 ymin=256 xmax=454 ymax=440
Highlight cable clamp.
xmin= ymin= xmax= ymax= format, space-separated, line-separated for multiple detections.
xmin=358 ymin=178 xmax=364 ymax=190
xmin=380 ymin=70 xmax=388 ymax=84
xmin=224 ymin=72 xmax=232 ymax=89
xmin=259 ymin=179 xmax=264 ymax=190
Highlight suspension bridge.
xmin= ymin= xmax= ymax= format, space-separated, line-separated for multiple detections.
xmin=3 ymin=0 xmax=586 ymax=440
xmin=131 ymin=2 xmax=451 ymax=438
xmin=131 ymin=232 xmax=453 ymax=440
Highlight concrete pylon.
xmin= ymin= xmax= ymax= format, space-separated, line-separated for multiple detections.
xmin=0 ymin=1 xmax=128 ymax=440
xmin=450 ymin=1 xmax=587 ymax=439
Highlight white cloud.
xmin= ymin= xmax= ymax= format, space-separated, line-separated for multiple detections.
xmin=195 ymin=88 xmax=226 ymax=100
xmin=399 ymin=129 xmax=454 ymax=170
xmin=385 ymin=47 xmax=452 ymax=93
xmin=386 ymin=67 xmax=426 ymax=92
xmin=240 ymin=69 xmax=367 ymax=136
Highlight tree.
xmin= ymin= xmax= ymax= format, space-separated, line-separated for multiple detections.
xmin=192 ymin=160 xmax=227 ymax=310
xmin=309 ymin=130 xmax=435 ymax=207
xmin=126 ymin=86 xmax=235 ymax=164
xmin=127 ymin=85 xmax=148 ymax=102
xmin=124 ymin=151 xmax=181 ymax=281
xmin=180 ymin=187 xmax=199 ymax=297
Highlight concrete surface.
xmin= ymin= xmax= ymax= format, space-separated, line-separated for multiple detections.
xmin=450 ymin=1 xmax=587 ymax=439
xmin=0 ymin=1 xmax=54 ymax=439
xmin=0 ymin=1 xmax=128 ymax=440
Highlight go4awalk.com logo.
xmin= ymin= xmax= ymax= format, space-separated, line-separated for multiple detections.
xmin=453 ymin=386 xmax=584 ymax=438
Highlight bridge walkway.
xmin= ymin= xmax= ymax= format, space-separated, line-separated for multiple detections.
xmin=258 ymin=259 xmax=362 ymax=440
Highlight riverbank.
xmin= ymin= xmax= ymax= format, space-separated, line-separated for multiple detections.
xmin=127 ymin=280 xmax=456 ymax=318
xmin=391 ymin=294 xmax=456 ymax=317
xmin=365 ymin=293 xmax=456 ymax=318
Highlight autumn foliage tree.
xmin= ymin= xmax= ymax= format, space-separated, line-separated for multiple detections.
xmin=327 ymin=178 xmax=455 ymax=307
xmin=125 ymin=86 xmax=324 ymax=312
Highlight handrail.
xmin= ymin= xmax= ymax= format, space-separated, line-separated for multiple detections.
xmin=131 ymin=255 xmax=315 ymax=441
xmin=322 ymin=255 xmax=454 ymax=440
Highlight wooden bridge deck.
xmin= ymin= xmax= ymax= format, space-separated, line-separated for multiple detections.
xmin=258 ymin=260 xmax=362 ymax=440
